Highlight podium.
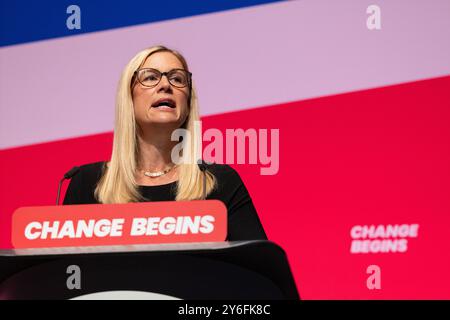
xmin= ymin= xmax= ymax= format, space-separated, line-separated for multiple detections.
xmin=0 ymin=240 xmax=299 ymax=300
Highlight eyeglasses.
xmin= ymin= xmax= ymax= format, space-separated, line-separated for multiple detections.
xmin=133 ymin=68 xmax=192 ymax=88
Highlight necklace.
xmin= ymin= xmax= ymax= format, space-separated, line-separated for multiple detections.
xmin=142 ymin=165 xmax=176 ymax=178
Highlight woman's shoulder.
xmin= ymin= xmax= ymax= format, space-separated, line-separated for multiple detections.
xmin=76 ymin=161 xmax=106 ymax=179
xmin=206 ymin=162 xmax=237 ymax=176
xmin=68 ymin=161 xmax=107 ymax=188
xmin=205 ymin=162 xmax=245 ymax=187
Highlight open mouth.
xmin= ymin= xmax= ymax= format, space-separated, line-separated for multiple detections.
xmin=151 ymin=99 xmax=176 ymax=109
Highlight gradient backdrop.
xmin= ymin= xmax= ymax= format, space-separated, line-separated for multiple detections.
xmin=1 ymin=0 xmax=450 ymax=299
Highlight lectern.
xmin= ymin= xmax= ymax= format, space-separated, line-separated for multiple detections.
xmin=0 ymin=241 xmax=299 ymax=299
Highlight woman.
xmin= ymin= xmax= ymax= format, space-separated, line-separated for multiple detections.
xmin=64 ymin=45 xmax=267 ymax=241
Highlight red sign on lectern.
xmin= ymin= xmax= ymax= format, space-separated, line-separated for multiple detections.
xmin=12 ymin=200 xmax=227 ymax=249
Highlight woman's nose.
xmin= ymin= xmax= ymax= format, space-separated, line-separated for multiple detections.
xmin=157 ymin=75 xmax=172 ymax=93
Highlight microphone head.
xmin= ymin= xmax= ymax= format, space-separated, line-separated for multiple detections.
xmin=64 ymin=166 xmax=80 ymax=179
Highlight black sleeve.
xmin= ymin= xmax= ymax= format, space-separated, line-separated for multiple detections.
xmin=213 ymin=165 xmax=268 ymax=241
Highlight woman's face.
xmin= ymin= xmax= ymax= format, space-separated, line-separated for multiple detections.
xmin=132 ymin=51 xmax=190 ymax=130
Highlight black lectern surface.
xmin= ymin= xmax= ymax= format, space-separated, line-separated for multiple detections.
xmin=0 ymin=240 xmax=299 ymax=300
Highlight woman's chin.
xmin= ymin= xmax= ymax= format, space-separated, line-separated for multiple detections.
xmin=144 ymin=116 xmax=182 ymax=127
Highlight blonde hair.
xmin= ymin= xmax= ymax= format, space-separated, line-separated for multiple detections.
xmin=95 ymin=45 xmax=216 ymax=203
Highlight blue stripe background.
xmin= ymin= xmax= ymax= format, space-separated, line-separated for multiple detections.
xmin=0 ymin=0 xmax=283 ymax=47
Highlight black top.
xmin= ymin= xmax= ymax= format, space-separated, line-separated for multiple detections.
xmin=63 ymin=162 xmax=267 ymax=241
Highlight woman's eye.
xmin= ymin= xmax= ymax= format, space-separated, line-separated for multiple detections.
xmin=171 ymin=76 xmax=183 ymax=83
xmin=144 ymin=75 xmax=158 ymax=81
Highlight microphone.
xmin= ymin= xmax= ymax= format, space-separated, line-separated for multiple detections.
xmin=56 ymin=166 xmax=80 ymax=205
xmin=197 ymin=160 xmax=210 ymax=200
